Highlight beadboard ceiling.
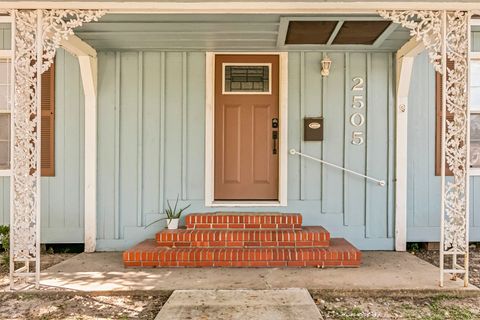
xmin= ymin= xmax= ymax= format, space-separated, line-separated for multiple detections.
xmin=75 ymin=14 xmax=413 ymax=51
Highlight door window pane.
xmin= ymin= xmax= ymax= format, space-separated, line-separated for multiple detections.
xmin=0 ymin=114 xmax=10 ymax=170
xmin=0 ymin=58 xmax=11 ymax=111
xmin=224 ymin=65 xmax=270 ymax=93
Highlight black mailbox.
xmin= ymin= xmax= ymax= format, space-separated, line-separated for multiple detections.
xmin=304 ymin=117 xmax=323 ymax=141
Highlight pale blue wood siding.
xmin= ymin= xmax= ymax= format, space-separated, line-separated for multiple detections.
xmin=94 ymin=51 xmax=394 ymax=250
xmin=0 ymin=24 xmax=395 ymax=250
xmin=407 ymin=34 xmax=480 ymax=241
xmin=0 ymin=49 xmax=85 ymax=242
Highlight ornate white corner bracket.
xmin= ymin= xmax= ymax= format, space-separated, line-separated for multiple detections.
xmin=9 ymin=9 xmax=105 ymax=290
xmin=379 ymin=10 xmax=471 ymax=287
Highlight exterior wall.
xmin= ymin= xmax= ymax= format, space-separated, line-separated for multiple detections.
xmin=94 ymin=51 xmax=395 ymax=250
xmin=0 ymin=49 xmax=85 ymax=243
xmin=407 ymin=33 xmax=480 ymax=241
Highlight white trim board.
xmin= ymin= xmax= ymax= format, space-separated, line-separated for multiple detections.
xmin=394 ymin=37 xmax=424 ymax=252
xmin=205 ymin=52 xmax=288 ymax=207
xmin=2 ymin=2 xmax=480 ymax=12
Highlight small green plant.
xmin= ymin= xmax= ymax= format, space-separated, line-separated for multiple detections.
xmin=0 ymin=225 xmax=9 ymax=265
xmin=145 ymin=195 xmax=191 ymax=228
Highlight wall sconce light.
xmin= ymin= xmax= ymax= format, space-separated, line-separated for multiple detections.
xmin=321 ymin=55 xmax=332 ymax=77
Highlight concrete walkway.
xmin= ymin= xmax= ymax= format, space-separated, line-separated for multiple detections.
xmin=155 ymin=289 xmax=321 ymax=320
xmin=38 ymin=251 xmax=477 ymax=291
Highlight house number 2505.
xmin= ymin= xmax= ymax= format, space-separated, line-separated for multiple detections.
xmin=351 ymin=77 xmax=365 ymax=145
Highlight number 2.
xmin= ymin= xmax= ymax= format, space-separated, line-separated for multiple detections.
xmin=352 ymin=77 xmax=364 ymax=91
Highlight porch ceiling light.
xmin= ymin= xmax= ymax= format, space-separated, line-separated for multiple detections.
xmin=321 ymin=55 xmax=332 ymax=77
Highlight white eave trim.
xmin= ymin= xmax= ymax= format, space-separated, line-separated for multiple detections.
xmin=1 ymin=2 xmax=480 ymax=12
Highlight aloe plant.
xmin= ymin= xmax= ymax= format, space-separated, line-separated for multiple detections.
xmin=145 ymin=195 xmax=191 ymax=228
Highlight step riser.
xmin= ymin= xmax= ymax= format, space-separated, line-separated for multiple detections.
xmin=185 ymin=213 xmax=302 ymax=230
xmin=156 ymin=241 xmax=330 ymax=248
xmin=125 ymin=261 xmax=360 ymax=267
xmin=186 ymin=223 xmax=302 ymax=230
xmin=125 ymin=249 xmax=358 ymax=262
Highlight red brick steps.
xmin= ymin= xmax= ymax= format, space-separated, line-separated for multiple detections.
xmin=156 ymin=226 xmax=330 ymax=248
xmin=123 ymin=212 xmax=361 ymax=268
xmin=124 ymin=238 xmax=361 ymax=267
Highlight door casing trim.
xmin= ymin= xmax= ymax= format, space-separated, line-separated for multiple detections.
xmin=205 ymin=52 xmax=288 ymax=207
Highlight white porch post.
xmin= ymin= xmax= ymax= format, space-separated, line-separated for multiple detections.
xmin=394 ymin=37 xmax=425 ymax=251
xmin=9 ymin=9 xmax=104 ymax=289
xmin=380 ymin=10 xmax=471 ymax=286
xmin=61 ymin=35 xmax=98 ymax=253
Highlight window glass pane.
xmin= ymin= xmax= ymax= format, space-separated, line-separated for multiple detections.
xmin=471 ymin=60 xmax=480 ymax=86
xmin=0 ymin=23 xmax=11 ymax=50
xmin=224 ymin=65 xmax=270 ymax=93
xmin=0 ymin=58 xmax=11 ymax=111
xmin=470 ymin=87 xmax=480 ymax=111
xmin=0 ymin=114 xmax=10 ymax=170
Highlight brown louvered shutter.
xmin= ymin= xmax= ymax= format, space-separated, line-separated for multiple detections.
xmin=41 ymin=62 xmax=55 ymax=176
xmin=435 ymin=60 xmax=454 ymax=176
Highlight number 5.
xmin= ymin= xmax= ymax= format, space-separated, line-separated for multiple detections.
xmin=352 ymin=131 xmax=364 ymax=145
xmin=352 ymin=95 xmax=364 ymax=109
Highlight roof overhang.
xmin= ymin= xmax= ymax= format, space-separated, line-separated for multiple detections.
xmin=0 ymin=2 xmax=480 ymax=13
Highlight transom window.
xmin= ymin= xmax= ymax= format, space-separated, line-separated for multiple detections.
xmin=222 ymin=63 xmax=271 ymax=94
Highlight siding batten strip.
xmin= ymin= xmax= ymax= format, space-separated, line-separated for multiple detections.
xmin=182 ymin=52 xmax=187 ymax=200
xmin=343 ymin=52 xmax=350 ymax=225
xmin=114 ymin=52 xmax=121 ymax=239
xmin=387 ymin=52 xmax=395 ymax=239
xmin=159 ymin=52 xmax=166 ymax=213
xmin=137 ymin=51 xmax=144 ymax=227
xmin=299 ymin=51 xmax=305 ymax=201
xmin=365 ymin=53 xmax=371 ymax=238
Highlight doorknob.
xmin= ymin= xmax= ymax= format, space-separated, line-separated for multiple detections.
xmin=272 ymin=131 xmax=278 ymax=155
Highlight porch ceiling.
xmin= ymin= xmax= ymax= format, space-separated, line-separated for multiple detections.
xmin=74 ymin=13 xmax=412 ymax=51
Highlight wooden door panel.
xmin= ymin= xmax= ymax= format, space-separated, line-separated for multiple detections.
xmin=214 ymin=55 xmax=279 ymax=200
xmin=253 ymin=104 xmax=271 ymax=184
xmin=222 ymin=104 xmax=241 ymax=184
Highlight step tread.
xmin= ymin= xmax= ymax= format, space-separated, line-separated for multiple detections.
xmin=123 ymin=238 xmax=361 ymax=267
xmin=156 ymin=226 xmax=330 ymax=247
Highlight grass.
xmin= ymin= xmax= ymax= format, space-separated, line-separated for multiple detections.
xmin=312 ymin=291 xmax=480 ymax=320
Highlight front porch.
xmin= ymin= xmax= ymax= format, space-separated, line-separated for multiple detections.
xmin=31 ymin=250 xmax=478 ymax=291
xmin=0 ymin=1 xmax=477 ymax=289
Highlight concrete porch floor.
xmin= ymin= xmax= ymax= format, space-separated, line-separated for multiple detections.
xmin=39 ymin=251 xmax=478 ymax=291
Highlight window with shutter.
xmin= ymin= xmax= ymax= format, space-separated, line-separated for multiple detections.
xmin=434 ymin=60 xmax=454 ymax=176
xmin=41 ymin=62 xmax=55 ymax=177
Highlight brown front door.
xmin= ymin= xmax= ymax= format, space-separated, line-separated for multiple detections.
xmin=214 ymin=54 xmax=279 ymax=200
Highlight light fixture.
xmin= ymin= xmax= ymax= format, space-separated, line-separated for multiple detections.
xmin=321 ymin=55 xmax=332 ymax=77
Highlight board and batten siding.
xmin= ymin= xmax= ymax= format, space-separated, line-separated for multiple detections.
xmin=0 ymin=41 xmax=394 ymax=249
xmin=94 ymin=51 xmax=394 ymax=250
xmin=407 ymin=33 xmax=480 ymax=241
xmin=0 ymin=49 xmax=85 ymax=242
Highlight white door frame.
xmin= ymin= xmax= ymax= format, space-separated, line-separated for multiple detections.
xmin=205 ymin=52 xmax=288 ymax=207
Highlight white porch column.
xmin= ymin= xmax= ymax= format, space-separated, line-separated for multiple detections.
xmin=380 ymin=10 xmax=471 ymax=287
xmin=61 ymin=35 xmax=98 ymax=253
xmin=394 ymin=37 xmax=425 ymax=252
xmin=9 ymin=9 xmax=105 ymax=289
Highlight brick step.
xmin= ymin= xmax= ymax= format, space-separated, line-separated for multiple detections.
xmin=185 ymin=212 xmax=302 ymax=230
xmin=123 ymin=238 xmax=361 ymax=268
xmin=155 ymin=226 xmax=330 ymax=248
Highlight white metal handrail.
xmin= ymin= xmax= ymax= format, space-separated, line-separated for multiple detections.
xmin=289 ymin=149 xmax=386 ymax=187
